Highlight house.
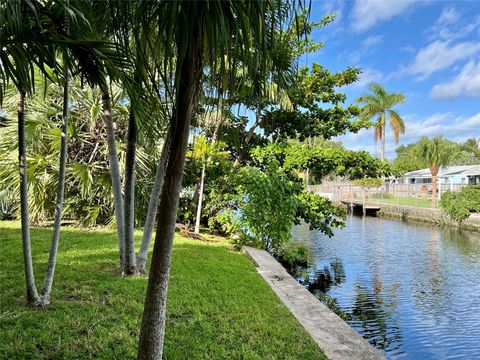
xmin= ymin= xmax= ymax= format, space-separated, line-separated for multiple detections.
xmin=403 ymin=165 xmax=480 ymax=185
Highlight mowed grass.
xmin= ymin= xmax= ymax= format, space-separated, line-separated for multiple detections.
xmin=372 ymin=197 xmax=433 ymax=208
xmin=0 ymin=221 xmax=325 ymax=359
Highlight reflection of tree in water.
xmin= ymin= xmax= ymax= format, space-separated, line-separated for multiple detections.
xmin=411 ymin=229 xmax=447 ymax=309
xmin=303 ymin=259 xmax=346 ymax=295
xmin=350 ymin=285 xmax=403 ymax=352
xmin=440 ymin=227 xmax=480 ymax=259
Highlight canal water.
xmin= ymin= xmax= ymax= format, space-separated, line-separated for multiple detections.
xmin=292 ymin=215 xmax=480 ymax=359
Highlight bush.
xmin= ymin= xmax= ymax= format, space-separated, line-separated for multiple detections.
xmin=0 ymin=190 xmax=16 ymax=220
xmin=277 ymin=242 xmax=311 ymax=269
xmin=440 ymin=185 xmax=480 ymax=223
xmin=369 ymin=192 xmax=393 ymax=199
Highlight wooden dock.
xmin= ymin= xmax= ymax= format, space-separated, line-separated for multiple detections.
xmin=340 ymin=200 xmax=381 ymax=215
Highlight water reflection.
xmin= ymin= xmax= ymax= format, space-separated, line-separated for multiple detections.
xmin=292 ymin=215 xmax=480 ymax=359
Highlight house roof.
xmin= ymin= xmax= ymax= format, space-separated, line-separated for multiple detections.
xmin=404 ymin=165 xmax=480 ymax=178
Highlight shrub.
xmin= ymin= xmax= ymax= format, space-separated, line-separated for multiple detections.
xmin=440 ymin=185 xmax=480 ymax=223
xmin=369 ymin=192 xmax=393 ymax=199
xmin=0 ymin=190 xmax=16 ymax=220
xmin=277 ymin=241 xmax=312 ymax=269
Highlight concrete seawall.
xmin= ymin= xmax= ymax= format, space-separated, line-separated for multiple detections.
xmin=243 ymin=246 xmax=384 ymax=360
xmin=370 ymin=202 xmax=480 ymax=231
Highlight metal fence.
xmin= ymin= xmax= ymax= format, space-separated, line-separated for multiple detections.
xmin=307 ymin=181 xmax=468 ymax=208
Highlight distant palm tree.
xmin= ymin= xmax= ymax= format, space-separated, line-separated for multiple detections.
xmin=356 ymin=83 xmax=406 ymax=162
xmin=416 ymin=136 xmax=459 ymax=207
xmin=462 ymin=138 xmax=480 ymax=162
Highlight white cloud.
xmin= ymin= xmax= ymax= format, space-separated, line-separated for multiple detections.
xmin=351 ymin=0 xmax=418 ymax=32
xmin=321 ymin=0 xmax=345 ymax=22
xmin=404 ymin=112 xmax=480 ymax=141
xmin=409 ymin=40 xmax=480 ymax=79
xmin=361 ymin=35 xmax=384 ymax=49
xmin=337 ymin=112 xmax=480 ymax=159
xmin=339 ymin=35 xmax=383 ymax=63
xmin=430 ymin=61 xmax=480 ymax=99
xmin=427 ymin=6 xmax=480 ymax=41
xmin=350 ymin=68 xmax=383 ymax=89
xmin=437 ymin=6 xmax=460 ymax=25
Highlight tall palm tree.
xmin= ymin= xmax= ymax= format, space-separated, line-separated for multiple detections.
xmin=41 ymin=47 xmax=70 ymax=304
xmin=416 ymin=136 xmax=458 ymax=207
xmin=188 ymin=135 xmax=228 ymax=234
xmin=356 ymin=83 xmax=406 ymax=162
xmin=134 ymin=1 xmax=290 ymax=358
xmin=1 ymin=0 xmax=135 ymax=304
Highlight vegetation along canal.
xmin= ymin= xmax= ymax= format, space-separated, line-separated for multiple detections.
xmin=292 ymin=215 xmax=480 ymax=359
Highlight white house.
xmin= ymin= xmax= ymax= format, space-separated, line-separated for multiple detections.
xmin=403 ymin=165 xmax=480 ymax=185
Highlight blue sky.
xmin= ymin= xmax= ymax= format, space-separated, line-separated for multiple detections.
xmin=305 ymin=0 xmax=480 ymax=160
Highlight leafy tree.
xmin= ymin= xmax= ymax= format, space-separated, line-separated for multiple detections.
xmin=356 ymin=83 xmax=406 ymax=162
xmin=255 ymin=142 xmax=390 ymax=182
xmin=416 ymin=136 xmax=460 ymax=206
xmin=214 ymin=159 xmax=344 ymax=251
xmin=392 ymin=144 xmax=425 ymax=174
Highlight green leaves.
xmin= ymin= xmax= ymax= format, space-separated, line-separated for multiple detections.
xmin=441 ymin=185 xmax=480 ymax=223
xmin=253 ymin=142 xmax=391 ymax=182
xmin=416 ymin=136 xmax=461 ymax=171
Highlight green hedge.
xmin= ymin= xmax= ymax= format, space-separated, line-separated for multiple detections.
xmin=440 ymin=185 xmax=480 ymax=223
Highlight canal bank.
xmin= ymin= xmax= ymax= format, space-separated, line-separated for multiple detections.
xmin=243 ymin=246 xmax=384 ymax=360
xmin=337 ymin=201 xmax=480 ymax=232
xmin=372 ymin=202 xmax=480 ymax=231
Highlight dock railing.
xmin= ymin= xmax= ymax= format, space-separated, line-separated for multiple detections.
xmin=307 ymin=181 xmax=468 ymax=209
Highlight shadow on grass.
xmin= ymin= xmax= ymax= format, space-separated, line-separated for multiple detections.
xmin=0 ymin=225 xmax=326 ymax=360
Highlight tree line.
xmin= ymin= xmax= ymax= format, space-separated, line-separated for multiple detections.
xmin=1 ymin=1 xmax=390 ymax=358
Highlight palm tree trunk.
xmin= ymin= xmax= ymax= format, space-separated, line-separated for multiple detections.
xmin=18 ymin=90 xmax=41 ymax=305
xmin=194 ymin=161 xmax=206 ymax=234
xmin=41 ymin=59 xmax=69 ymax=303
xmin=136 ymin=125 xmax=173 ymax=272
xmin=380 ymin=123 xmax=386 ymax=162
xmin=137 ymin=36 xmax=202 ymax=360
xmin=102 ymin=92 xmax=125 ymax=273
xmin=123 ymin=109 xmax=138 ymax=275
xmin=431 ymin=167 xmax=438 ymax=207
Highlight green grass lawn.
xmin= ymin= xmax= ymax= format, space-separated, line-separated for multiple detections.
xmin=352 ymin=195 xmax=434 ymax=208
xmin=0 ymin=221 xmax=325 ymax=359
xmin=371 ymin=197 xmax=434 ymax=208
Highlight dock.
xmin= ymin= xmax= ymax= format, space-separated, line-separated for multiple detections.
xmin=340 ymin=200 xmax=381 ymax=215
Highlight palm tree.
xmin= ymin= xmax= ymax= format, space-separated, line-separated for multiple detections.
xmin=1 ymin=0 xmax=135 ymax=305
xmin=189 ymin=135 xmax=228 ymax=234
xmin=356 ymin=83 xmax=406 ymax=162
xmin=134 ymin=1 xmax=290 ymax=358
xmin=416 ymin=136 xmax=458 ymax=207
xmin=462 ymin=138 xmax=480 ymax=163
xmin=41 ymin=46 xmax=70 ymax=304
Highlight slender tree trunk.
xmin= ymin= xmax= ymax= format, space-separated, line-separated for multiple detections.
xmin=431 ymin=167 xmax=438 ymax=207
xmin=194 ymin=161 xmax=206 ymax=234
xmin=123 ymin=109 xmax=138 ymax=275
xmin=380 ymin=123 xmax=386 ymax=162
xmin=136 ymin=125 xmax=173 ymax=272
xmin=137 ymin=35 xmax=202 ymax=360
xmin=238 ymin=108 xmax=261 ymax=163
xmin=41 ymin=58 xmax=69 ymax=303
xmin=102 ymin=92 xmax=125 ymax=273
xmin=18 ymin=90 xmax=41 ymax=305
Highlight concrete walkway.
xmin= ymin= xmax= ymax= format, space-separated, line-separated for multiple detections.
xmin=243 ymin=246 xmax=384 ymax=360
